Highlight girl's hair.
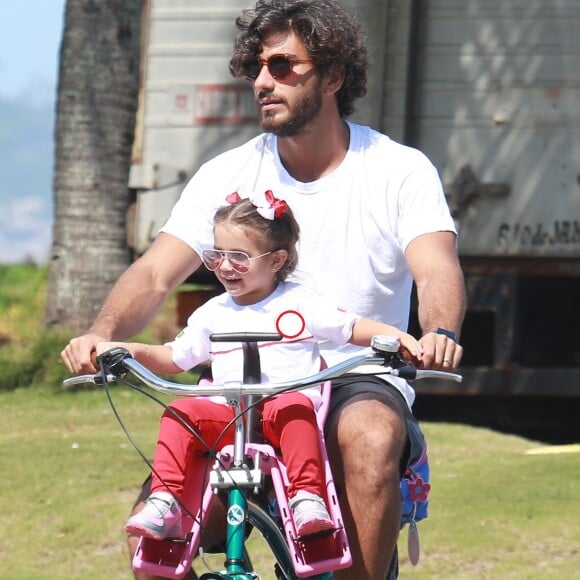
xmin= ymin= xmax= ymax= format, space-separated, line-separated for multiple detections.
xmin=229 ymin=0 xmax=368 ymax=118
xmin=214 ymin=197 xmax=300 ymax=281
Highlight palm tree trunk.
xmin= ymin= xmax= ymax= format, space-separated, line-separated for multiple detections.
xmin=45 ymin=0 xmax=143 ymax=332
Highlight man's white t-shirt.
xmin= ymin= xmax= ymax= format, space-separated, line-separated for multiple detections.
xmin=161 ymin=122 xmax=456 ymax=407
xmin=166 ymin=281 xmax=360 ymax=410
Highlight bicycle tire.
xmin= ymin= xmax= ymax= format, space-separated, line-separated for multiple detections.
xmin=246 ymin=499 xmax=297 ymax=580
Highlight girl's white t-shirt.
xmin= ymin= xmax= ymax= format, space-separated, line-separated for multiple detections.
xmin=166 ymin=281 xmax=360 ymax=410
xmin=161 ymin=122 xmax=456 ymax=407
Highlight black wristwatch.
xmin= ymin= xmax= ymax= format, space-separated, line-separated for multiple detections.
xmin=433 ymin=327 xmax=457 ymax=342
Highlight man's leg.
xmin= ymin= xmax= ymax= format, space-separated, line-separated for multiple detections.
xmin=326 ymin=393 xmax=407 ymax=580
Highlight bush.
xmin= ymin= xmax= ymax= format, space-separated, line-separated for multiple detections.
xmin=0 ymin=263 xmax=183 ymax=391
xmin=0 ymin=328 xmax=73 ymax=390
xmin=0 ymin=263 xmax=74 ymax=390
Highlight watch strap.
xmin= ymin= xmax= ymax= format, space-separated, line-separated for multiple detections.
xmin=433 ymin=327 xmax=457 ymax=342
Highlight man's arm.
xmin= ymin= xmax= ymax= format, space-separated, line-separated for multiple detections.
xmin=61 ymin=233 xmax=201 ymax=374
xmin=405 ymin=230 xmax=466 ymax=369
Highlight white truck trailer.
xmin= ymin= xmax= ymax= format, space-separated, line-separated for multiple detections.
xmin=128 ymin=0 xmax=580 ymax=404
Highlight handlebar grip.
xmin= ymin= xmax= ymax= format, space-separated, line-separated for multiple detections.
xmin=394 ymin=366 xmax=417 ymax=380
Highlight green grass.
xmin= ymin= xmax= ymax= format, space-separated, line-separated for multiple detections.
xmin=1 ymin=386 xmax=149 ymax=578
xmin=1 ymin=383 xmax=578 ymax=579
xmin=397 ymin=424 xmax=580 ymax=579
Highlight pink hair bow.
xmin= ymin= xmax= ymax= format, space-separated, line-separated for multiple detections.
xmin=249 ymin=189 xmax=289 ymax=220
xmin=225 ymin=192 xmax=242 ymax=204
xmin=226 ymin=190 xmax=288 ymax=220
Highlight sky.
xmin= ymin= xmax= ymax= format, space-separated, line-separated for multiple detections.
xmin=0 ymin=1 xmax=65 ymax=101
xmin=0 ymin=0 xmax=66 ymax=264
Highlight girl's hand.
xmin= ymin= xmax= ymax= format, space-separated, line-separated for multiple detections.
xmin=398 ymin=333 xmax=424 ymax=364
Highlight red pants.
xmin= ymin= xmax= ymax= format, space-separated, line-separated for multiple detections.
xmin=151 ymin=392 xmax=324 ymax=499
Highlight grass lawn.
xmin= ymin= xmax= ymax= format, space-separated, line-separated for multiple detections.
xmin=1 ymin=384 xmax=578 ymax=579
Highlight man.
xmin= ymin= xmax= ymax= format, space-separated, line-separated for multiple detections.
xmin=62 ymin=1 xmax=465 ymax=578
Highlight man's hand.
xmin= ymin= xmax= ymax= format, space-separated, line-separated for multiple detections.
xmin=61 ymin=333 xmax=108 ymax=374
xmin=418 ymin=331 xmax=463 ymax=370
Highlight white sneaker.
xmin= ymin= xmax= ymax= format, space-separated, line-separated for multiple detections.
xmin=124 ymin=491 xmax=183 ymax=540
xmin=289 ymin=490 xmax=334 ymax=536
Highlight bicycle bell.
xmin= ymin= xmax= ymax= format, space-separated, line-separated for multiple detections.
xmin=371 ymin=335 xmax=400 ymax=353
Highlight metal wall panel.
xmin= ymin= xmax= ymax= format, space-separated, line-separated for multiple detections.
xmin=391 ymin=0 xmax=580 ymax=257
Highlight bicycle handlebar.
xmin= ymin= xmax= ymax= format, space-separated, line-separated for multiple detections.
xmin=62 ymin=334 xmax=463 ymax=396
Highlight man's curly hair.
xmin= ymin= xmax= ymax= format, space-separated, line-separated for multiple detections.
xmin=229 ymin=0 xmax=368 ymax=118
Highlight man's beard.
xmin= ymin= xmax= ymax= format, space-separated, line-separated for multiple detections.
xmin=258 ymin=79 xmax=323 ymax=137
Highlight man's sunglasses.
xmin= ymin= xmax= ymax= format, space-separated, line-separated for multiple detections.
xmin=201 ymin=249 xmax=272 ymax=274
xmin=242 ymin=53 xmax=313 ymax=81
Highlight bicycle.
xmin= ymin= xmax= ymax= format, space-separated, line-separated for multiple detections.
xmin=64 ymin=333 xmax=462 ymax=580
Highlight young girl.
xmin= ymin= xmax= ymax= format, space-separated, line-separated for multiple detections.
xmin=97 ymin=191 xmax=423 ymax=539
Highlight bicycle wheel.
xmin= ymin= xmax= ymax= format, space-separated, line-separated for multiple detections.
xmin=246 ymin=499 xmax=297 ymax=580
